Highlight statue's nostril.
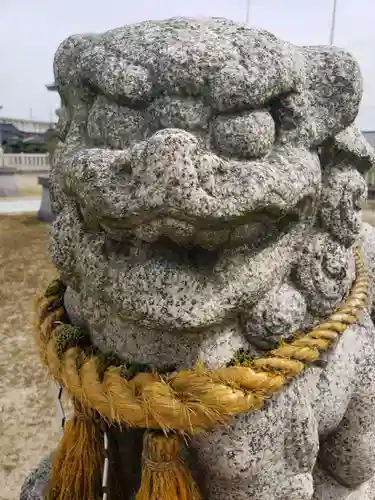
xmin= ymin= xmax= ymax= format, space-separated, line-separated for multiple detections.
xmin=115 ymin=159 xmax=132 ymax=175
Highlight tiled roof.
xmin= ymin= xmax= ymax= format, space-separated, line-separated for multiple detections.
xmin=0 ymin=121 xmax=54 ymax=145
xmin=46 ymin=82 xmax=57 ymax=91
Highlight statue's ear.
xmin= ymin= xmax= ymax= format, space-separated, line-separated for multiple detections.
xmin=274 ymin=46 xmax=363 ymax=148
xmin=54 ymin=33 xmax=99 ymax=101
xmin=319 ymin=125 xmax=375 ymax=174
xmin=304 ymin=46 xmax=362 ymax=143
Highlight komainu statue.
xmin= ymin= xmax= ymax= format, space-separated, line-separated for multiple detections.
xmin=21 ymin=17 xmax=375 ymax=500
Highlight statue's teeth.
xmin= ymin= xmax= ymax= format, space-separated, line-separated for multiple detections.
xmin=135 ymin=218 xmax=195 ymax=244
xmin=194 ymin=229 xmax=230 ymax=250
xmin=134 ymin=220 xmax=162 ymax=242
xmin=231 ymin=222 xmax=266 ymax=244
xmin=161 ymin=218 xmax=195 ymax=244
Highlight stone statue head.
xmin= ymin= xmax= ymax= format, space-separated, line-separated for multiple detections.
xmin=49 ymin=18 xmax=375 ymax=364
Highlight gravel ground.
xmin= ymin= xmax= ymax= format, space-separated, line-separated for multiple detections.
xmin=0 ymin=214 xmax=58 ymax=500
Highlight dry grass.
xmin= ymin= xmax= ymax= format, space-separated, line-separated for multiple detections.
xmin=363 ymin=200 xmax=375 ymax=226
xmin=0 ymin=175 xmax=42 ymax=199
xmin=0 ymin=214 xmax=59 ymax=500
xmin=14 ymin=175 xmax=42 ymax=197
xmin=17 ymin=187 xmax=42 ymax=197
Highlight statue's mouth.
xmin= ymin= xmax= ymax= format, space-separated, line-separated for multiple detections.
xmin=97 ymin=196 xmax=313 ymax=272
xmin=53 ymin=196 xmax=317 ymax=331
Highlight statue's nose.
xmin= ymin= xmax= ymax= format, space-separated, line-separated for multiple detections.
xmin=131 ymin=128 xmax=200 ymax=191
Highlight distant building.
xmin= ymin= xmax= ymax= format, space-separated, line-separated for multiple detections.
xmin=0 ymin=116 xmax=53 ymax=135
xmin=363 ymin=131 xmax=375 ymax=149
xmin=0 ymin=117 xmax=55 ymax=153
xmin=46 ymin=83 xmax=58 ymax=92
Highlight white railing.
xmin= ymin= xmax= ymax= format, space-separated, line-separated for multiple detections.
xmin=0 ymin=153 xmax=50 ymax=172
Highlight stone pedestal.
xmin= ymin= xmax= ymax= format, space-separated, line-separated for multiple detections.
xmin=0 ymin=166 xmax=20 ymax=197
xmin=37 ymin=176 xmax=54 ymax=222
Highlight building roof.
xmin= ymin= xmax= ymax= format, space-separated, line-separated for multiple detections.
xmin=0 ymin=116 xmax=54 ymax=134
xmin=0 ymin=121 xmax=55 ymax=145
xmin=46 ymin=82 xmax=58 ymax=91
xmin=0 ymin=122 xmax=24 ymax=143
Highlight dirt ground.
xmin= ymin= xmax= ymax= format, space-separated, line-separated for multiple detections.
xmin=1 ymin=205 xmax=375 ymax=500
xmin=363 ymin=200 xmax=375 ymax=226
xmin=0 ymin=175 xmax=42 ymax=199
xmin=14 ymin=175 xmax=42 ymax=197
xmin=0 ymin=215 xmax=58 ymax=500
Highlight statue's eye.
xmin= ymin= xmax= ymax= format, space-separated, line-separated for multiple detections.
xmin=87 ymin=95 xmax=146 ymax=149
xmin=211 ymin=110 xmax=275 ymax=159
xmin=147 ymin=96 xmax=210 ymax=135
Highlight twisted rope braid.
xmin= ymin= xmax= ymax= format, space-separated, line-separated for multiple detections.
xmin=34 ymin=248 xmax=369 ymax=434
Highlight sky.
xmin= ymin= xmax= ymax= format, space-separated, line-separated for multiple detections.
xmin=1 ymin=0 xmax=375 ymax=129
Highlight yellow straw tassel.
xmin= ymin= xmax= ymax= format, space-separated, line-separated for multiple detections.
xmin=46 ymin=401 xmax=105 ymax=500
xmin=136 ymin=431 xmax=202 ymax=500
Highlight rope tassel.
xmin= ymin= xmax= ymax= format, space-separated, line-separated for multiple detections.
xmin=136 ymin=431 xmax=201 ymax=500
xmin=46 ymin=401 xmax=105 ymax=500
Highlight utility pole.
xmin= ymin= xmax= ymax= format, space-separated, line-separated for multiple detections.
xmin=245 ymin=0 xmax=251 ymax=24
xmin=329 ymin=0 xmax=338 ymax=45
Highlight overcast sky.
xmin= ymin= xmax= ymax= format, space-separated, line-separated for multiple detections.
xmin=1 ymin=0 xmax=375 ymax=129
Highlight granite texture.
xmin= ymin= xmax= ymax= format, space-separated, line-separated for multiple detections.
xmin=319 ymin=164 xmax=367 ymax=248
xmin=242 ymin=283 xmax=307 ymax=351
xmin=293 ymin=232 xmax=353 ymax=316
xmin=21 ymin=17 xmax=375 ymax=500
xmin=20 ymin=456 xmax=51 ymax=500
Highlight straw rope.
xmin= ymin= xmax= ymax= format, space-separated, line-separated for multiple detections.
xmin=34 ymin=247 xmax=368 ymax=435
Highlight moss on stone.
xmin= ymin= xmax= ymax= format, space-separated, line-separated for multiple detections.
xmin=45 ymin=279 xmax=66 ymax=298
xmin=227 ymin=348 xmax=254 ymax=367
xmin=54 ymin=324 xmax=91 ymax=358
xmin=120 ymin=361 xmax=152 ymax=380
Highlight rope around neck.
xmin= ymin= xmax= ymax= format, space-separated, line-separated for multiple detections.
xmin=34 ymin=247 xmax=369 ymax=500
xmin=34 ymin=247 xmax=368 ymax=433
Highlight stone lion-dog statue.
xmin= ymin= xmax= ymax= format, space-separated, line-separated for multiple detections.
xmin=21 ymin=17 xmax=375 ymax=500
